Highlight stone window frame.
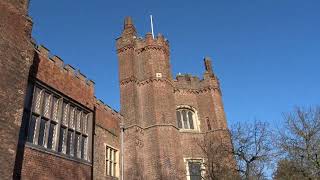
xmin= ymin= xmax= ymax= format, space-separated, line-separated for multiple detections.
xmin=25 ymin=81 xmax=93 ymax=163
xmin=176 ymin=105 xmax=200 ymax=132
xmin=184 ymin=158 xmax=205 ymax=180
xmin=105 ymin=144 xmax=119 ymax=178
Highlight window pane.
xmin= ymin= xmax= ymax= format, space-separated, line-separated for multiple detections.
xmin=43 ymin=93 xmax=52 ymax=118
xmin=28 ymin=115 xmax=38 ymax=143
xmin=52 ymin=97 xmax=60 ymax=122
xmin=182 ymin=110 xmax=189 ymax=129
xmin=38 ymin=119 xmax=47 ymax=146
xmin=58 ymin=127 xmax=66 ymax=153
xmin=176 ymin=111 xmax=182 ymax=128
xmin=66 ymin=130 xmax=74 ymax=155
xmin=189 ymin=162 xmax=201 ymax=180
xmin=82 ymin=114 xmax=88 ymax=134
xmin=62 ymin=102 xmax=69 ymax=126
xmin=76 ymin=111 xmax=82 ymax=131
xmin=75 ymin=133 xmax=81 ymax=158
xmin=109 ymin=160 xmax=112 ymax=176
xmin=47 ymin=123 xmax=56 ymax=150
xmin=81 ymin=136 xmax=87 ymax=160
xmin=188 ymin=111 xmax=194 ymax=129
xmin=69 ymin=106 xmax=75 ymax=129
xmin=33 ymin=88 xmax=43 ymax=114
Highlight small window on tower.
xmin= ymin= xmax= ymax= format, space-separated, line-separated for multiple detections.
xmin=176 ymin=105 xmax=199 ymax=131
xmin=185 ymin=159 xmax=204 ymax=180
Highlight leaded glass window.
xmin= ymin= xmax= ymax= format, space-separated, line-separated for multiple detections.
xmin=25 ymin=83 xmax=92 ymax=162
xmin=176 ymin=107 xmax=198 ymax=130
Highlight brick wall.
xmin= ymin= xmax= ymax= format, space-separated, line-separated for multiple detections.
xmin=18 ymin=46 xmax=96 ymax=179
xmin=21 ymin=146 xmax=91 ymax=180
xmin=117 ymin=17 xmax=232 ymax=179
xmin=93 ymin=99 xmax=121 ymax=180
xmin=31 ymin=47 xmax=95 ymax=110
xmin=0 ymin=0 xmax=34 ymax=179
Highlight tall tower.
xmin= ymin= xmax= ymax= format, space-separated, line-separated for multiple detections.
xmin=117 ymin=17 xmax=184 ymax=179
xmin=0 ymin=0 xmax=34 ymax=179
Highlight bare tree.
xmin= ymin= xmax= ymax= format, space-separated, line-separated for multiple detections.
xmin=197 ymin=131 xmax=239 ymax=180
xmin=273 ymin=159 xmax=310 ymax=180
xmin=276 ymin=106 xmax=320 ymax=179
xmin=231 ymin=121 xmax=275 ymax=180
xmin=196 ymin=121 xmax=274 ymax=180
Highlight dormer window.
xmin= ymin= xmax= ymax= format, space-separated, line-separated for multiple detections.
xmin=176 ymin=105 xmax=199 ymax=131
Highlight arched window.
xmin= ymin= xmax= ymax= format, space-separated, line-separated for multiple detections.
xmin=176 ymin=106 xmax=198 ymax=130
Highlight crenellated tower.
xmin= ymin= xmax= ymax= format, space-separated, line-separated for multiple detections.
xmin=117 ymin=17 xmax=231 ymax=180
xmin=117 ymin=17 xmax=185 ymax=179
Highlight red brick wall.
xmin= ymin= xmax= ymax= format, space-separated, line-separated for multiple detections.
xmin=19 ymin=47 xmax=96 ymax=179
xmin=117 ymin=18 xmax=185 ymax=179
xmin=95 ymin=100 xmax=120 ymax=135
xmin=0 ymin=0 xmax=34 ymax=179
xmin=32 ymin=48 xmax=95 ymax=110
xmin=21 ymin=146 xmax=91 ymax=180
xmin=93 ymin=99 xmax=121 ymax=179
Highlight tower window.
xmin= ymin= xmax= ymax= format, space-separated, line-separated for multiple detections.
xmin=184 ymin=158 xmax=205 ymax=180
xmin=176 ymin=106 xmax=199 ymax=131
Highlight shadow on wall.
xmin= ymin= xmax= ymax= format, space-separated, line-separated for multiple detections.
xmin=13 ymin=51 xmax=39 ymax=179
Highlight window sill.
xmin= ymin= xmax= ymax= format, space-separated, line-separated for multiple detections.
xmin=179 ymin=129 xmax=201 ymax=133
xmin=25 ymin=142 xmax=92 ymax=166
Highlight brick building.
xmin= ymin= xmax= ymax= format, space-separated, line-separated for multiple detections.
xmin=0 ymin=1 xmax=231 ymax=180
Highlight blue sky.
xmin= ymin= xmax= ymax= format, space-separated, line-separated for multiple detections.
xmin=29 ymin=0 xmax=320 ymax=127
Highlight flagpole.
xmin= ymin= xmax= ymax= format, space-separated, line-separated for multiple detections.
xmin=150 ymin=15 xmax=155 ymax=39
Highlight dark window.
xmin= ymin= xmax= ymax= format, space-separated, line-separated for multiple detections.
xmin=189 ymin=162 xmax=202 ymax=180
xmin=176 ymin=111 xmax=182 ymax=128
xmin=81 ymin=136 xmax=86 ymax=159
xmin=38 ymin=118 xmax=47 ymax=146
xmin=188 ymin=111 xmax=194 ymax=129
xmin=66 ymin=130 xmax=74 ymax=155
xmin=25 ymin=84 xmax=92 ymax=161
xmin=28 ymin=115 xmax=37 ymax=143
xmin=58 ymin=127 xmax=66 ymax=153
xmin=75 ymin=133 xmax=81 ymax=158
xmin=47 ymin=122 xmax=56 ymax=149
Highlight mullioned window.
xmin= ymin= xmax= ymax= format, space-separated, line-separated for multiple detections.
xmin=25 ymin=82 xmax=92 ymax=162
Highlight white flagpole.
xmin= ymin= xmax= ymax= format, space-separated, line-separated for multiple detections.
xmin=150 ymin=15 xmax=155 ymax=39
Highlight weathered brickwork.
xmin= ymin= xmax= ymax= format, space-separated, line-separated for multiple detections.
xmin=0 ymin=0 xmax=34 ymax=179
xmin=1 ymin=0 xmax=232 ymax=178
xmin=31 ymin=47 xmax=95 ymax=110
xmin=117 ymin=17 xmax=231 ymax=179
xmin=93 ymin=99 xmax=121 ymax=180
xmin=20 ymin=147 xmax=91 ymax=180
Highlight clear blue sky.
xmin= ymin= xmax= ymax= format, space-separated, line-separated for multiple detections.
xmin=29 ymin=0 xmax=320 ymax=127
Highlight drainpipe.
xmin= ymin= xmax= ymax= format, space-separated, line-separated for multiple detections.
xmin=120 ymin=123 xmax=125 ymax=180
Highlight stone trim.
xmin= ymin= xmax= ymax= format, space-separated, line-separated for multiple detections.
xmin=120 ymin=76 xmax=174 ymax=87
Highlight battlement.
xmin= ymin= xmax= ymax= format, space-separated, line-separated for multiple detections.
xmin=116 ymin=17 xmax=169 ymax=53
xmin=134 ymin=32 xmax=169 ymax=49
xmin=174 ymin=56 xmax=220 ymax=91
xmin=174 ymin=73 xmax=201 ymax=89
xmin=36 ymin=44 xmax=95 ymax=87
xmin=95 ymin=98 xmax=122 ymax=120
